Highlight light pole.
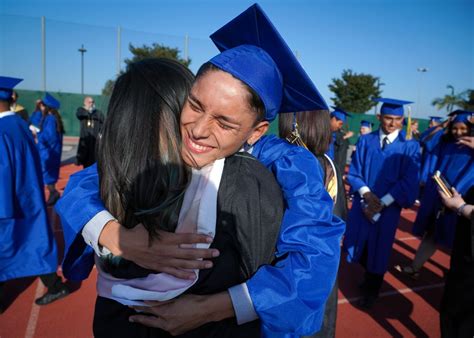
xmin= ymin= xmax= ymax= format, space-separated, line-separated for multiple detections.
xmin=78 ymin=44 xmax=87 ymax=94
xmin=416 ymin=67 xmax=428 ymax=115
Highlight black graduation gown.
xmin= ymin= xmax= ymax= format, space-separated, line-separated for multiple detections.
xmin=333 ymin=130 xmax=349 ymax=176
xmin=93 ymin=152 xmax=284 ymax=338
xmin=76 ymin=107 xmax=104 ymax=167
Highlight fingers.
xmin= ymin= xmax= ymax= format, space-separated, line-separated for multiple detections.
xmin=166 ymin=257 xmax=214 ymax=270
xmin=174 ymin=247 xmax=220 ymax=259
xmin=129 ymin=314 xmax=165 ymax=328
xmin=158 ymin=266 xmax=197 ymax=280
xmin=163 ymin=232 xmax=214 ymax=245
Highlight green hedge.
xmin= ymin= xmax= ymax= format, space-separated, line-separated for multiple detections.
xmin=16 ymin=89 xmax=109 ymax=137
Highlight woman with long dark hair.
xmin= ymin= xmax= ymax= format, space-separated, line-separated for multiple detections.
xmin=37 ymin=93 xmax=65 ymax=205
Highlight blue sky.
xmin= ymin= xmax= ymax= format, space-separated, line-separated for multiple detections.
xmin=0 ymin=0 xmax=472 ymax=118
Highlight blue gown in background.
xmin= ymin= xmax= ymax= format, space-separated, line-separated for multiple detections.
xmin=55 ymin=134 xmax=345 ymax=337
xmin=37 ymin=114 xmax=63 ymax=185
xmin=413 ymin=140 xmax=474 ymax=247
xmin=419 ymin=127 xmax=444 ymax=186
xmin=0 ymin=113 xmax=58 ymax=282
xmin=29 ymin=110 xmax=42 ymax=128
xmin=343 ymin=130 xmax=420 ymax=274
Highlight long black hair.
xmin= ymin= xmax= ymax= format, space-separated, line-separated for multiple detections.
xmin=98 ymin=58 xmax=194 ymax=239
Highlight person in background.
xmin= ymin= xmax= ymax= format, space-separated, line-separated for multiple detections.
xmin=279 ymin=109 xmax=346 ymax=338
xmin=401 ymin=112 xmax=473 ymax=280
xmin=10 ymin=90 xmax=28 ymax=122
xmin=409 ymin=119 xmax=420 ymax=140
xmin=76 ymin=96 xmax=105 ymax=168
xmin=0 ymin=76 xmax=69 ymax=312
xmin=30 ymin=99 xmax=43 ymax=128
xmin=359 ymin=120 xmax=373 ymax=136
xmin=344 ymin=98 xmax=420 ymax=309
xmin=329 ymin=106 xmax=353 ymax=175
xmin=428 ymin=115 xmax=443 ymax=129
xmin=37 ymin=93 xmax=65 ymax=206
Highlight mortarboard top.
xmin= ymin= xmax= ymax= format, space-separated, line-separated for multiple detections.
xmin=452 ymin=111 xmax=473 ymax=124
xmin=428 ymin=116 xmax=443 ymax=123
xmin=209 ymin=3 xmax=327 ymax=122
xmin=0 ymin=76 xmax=23 ymax=101
xmin=360 ymin=120 xmax=372 ymax=128
xmin=42 ymin=93 xmax=60 ymax=109
xmin=330 ymin=106 xmax=351 ymax=123
xmin=448 ymin=109 xmax=471 ymax=117
xmin=373 ymin=97 xmax=413 ymax=116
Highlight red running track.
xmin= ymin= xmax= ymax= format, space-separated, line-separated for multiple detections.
xmin=0 ymin=164 xmax=447 ymax=337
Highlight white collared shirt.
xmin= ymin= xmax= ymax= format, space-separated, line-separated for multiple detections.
xmin=379 ymin=128 xmax=399 ymax=148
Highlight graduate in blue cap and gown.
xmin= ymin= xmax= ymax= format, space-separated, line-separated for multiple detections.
xmin=343 ymin=97 xmax=420 ymax=308
xmin=0 ymin=76 xmax=69 ymax=311
xmin=401 ymin=112 xmax=474 ymax=278
xmin=55 ymin=4 xmax=345 ymax=337
xmin=37 ymin=93 xmax=65 ymax=206
xmin=327 ymin=107 xmax=352 ymax=167
xmin=359 ymin=120 xmax=373 ymax=136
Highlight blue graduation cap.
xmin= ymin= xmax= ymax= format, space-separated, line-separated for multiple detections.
xmin=372 ymin=98 xmax=413 ymax=116
xmin=42 ymin=93 xmax=60 ymax=109
xmin=448 ymin=109 xmax=471 ymax=118
xmin=0 ymin=76 xmax=23 ymax=101
xmin=209 ymin=4 xmax=327 ymax=122
xmin=428 ymin=116 xmax=442 ymax=123
xmin=360 ymin=120 xmax=373 ymax=128
xmin=452 ymin=111 xmax=473 ymax=124
xmin=330 ymin=106 xmax=351 ymax=122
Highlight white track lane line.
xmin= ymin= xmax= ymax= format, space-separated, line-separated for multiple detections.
xmin=24 ymin=280 xmax=45 ymax=338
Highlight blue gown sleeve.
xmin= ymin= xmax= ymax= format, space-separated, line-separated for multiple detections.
xmin=388 ymin=142 xmax=421 ymax=208
xmin=347 ymin=136 xmax=368 ymax=193
xmin=247 ymin=143 xmax=345 ymax=336
xmin=55 ymin=163 xmax=106 ymax=280
xmin=38 ymin=116 xmax=58 ymax=149
xmin=0 ymin=133 xmax=14 ymax=218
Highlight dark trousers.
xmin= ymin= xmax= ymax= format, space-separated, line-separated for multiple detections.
xmin=440 ymin=310 xmax=474 ymax=338
xmin=360 ymin=244 xmax=384 ymax=297
xmin=39 ymin=272 xmax=63 ymax=293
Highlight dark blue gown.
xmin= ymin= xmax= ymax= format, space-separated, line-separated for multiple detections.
xmin=37 ymin=114 xmax=63 ymax=185
xmin=419 ymin=127 xmax=444 ymax=186
xmin=55 ymin=134 xmax=345 ymax=337
xmin=0 ymin=113 xmax=58 ymax=282
xmin=343 ymin=130 xmax=420 ymax=274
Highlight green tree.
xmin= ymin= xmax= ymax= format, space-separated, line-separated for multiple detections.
xmin=328 ymin=69 xmax=383 ymax=113
xmin=459 ymin=89 xmax=474 ymax=111
xmin=102 ymin=43 xmax=191 ymax=96
xmin=431 ymin=85 xmax=465 ymax=113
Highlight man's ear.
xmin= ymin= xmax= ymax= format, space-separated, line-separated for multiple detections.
xmin=247 ymin=121 xmax=269 ymax=145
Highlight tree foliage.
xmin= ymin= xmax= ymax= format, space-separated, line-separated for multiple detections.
xmin=431 ymin=85 xmax=466 ymax=113
xmin=102 ymin=43 xmax=191 ymax=96
xmin=459 ymin=89 xmax=474 ymax=111
xmin=328 ymin=69 xmax=383 ymax=113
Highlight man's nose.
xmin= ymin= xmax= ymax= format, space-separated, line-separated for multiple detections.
xmin=191 ymin=115 xmax=212 ymax=139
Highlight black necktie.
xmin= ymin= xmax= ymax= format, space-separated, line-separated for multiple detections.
xmin=382 ymin=136 xmax=389 ymax=150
